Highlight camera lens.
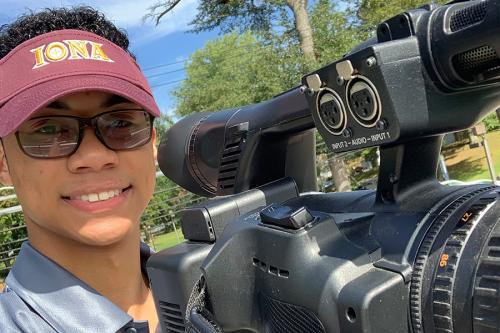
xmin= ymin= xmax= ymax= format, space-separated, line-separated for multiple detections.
xmin=410 ymin=188 xmax=500 ymax=333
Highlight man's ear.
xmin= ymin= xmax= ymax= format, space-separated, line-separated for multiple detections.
xmin=0 ymin=140 xmax=13 ymax=186
xmin=151 ymin=128 xmax=158 ymax=162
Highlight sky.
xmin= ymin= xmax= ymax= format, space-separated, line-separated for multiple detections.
xmin=0 ymin=0 xmax=219 ymax=117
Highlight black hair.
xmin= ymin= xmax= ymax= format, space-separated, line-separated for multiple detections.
xmin=0 ymin=6 xmax=133 ymax=59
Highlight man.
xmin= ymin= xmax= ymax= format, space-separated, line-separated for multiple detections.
xmin=0 ymin=7 xmax=162 ymax=333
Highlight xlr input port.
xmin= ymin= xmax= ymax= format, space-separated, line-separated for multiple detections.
xmin=316 ymin=89 xmax=346 ymax=135
xmin=346 ymin=77 xmax=381 ymax=127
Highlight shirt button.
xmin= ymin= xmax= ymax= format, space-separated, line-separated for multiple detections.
xmin=125 ymin=328 xmax=137 ymax=333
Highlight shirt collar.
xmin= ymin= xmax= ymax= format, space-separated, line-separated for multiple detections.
xmin=6 ymin=242 xmax=152 ymax=333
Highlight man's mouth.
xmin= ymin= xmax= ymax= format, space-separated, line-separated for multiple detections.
xmin=62 ymin=186 xmax=132 ymax=203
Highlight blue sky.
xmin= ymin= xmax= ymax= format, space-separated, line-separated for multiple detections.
xmin=0 ymin=0 xmax=219 ymax=117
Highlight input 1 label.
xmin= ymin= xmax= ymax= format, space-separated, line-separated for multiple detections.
xmin=371 ymin=132 xmax=391 ymax=142
xmin=330 ymin=131 xmax=391 ymax=150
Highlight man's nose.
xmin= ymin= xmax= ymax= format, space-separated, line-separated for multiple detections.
xmin=67 ymin=127 xmax=119 ymax=173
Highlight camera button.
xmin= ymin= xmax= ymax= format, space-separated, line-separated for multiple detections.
xmin=260 ymin=204 xmax=314 ymax=230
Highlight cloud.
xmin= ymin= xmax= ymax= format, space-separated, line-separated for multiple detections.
xmin=100 ymin=0 xmax=197 ymax=27
xmin=99 ymin=0 xmax=198 ymax=46
xmin=0 ymin=0 xmax=199 ymax=44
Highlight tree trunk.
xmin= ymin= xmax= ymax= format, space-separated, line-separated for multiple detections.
xmin=286 ymin=0 xmax=352 ymax=192
xmin=285 ymin=0 xmax=316 ymax=63
xmin=328 ymin=154 xmax=352 ymax=192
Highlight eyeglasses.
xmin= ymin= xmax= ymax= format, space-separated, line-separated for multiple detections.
xmin=16 ymin=109 xmax=154 ymax=159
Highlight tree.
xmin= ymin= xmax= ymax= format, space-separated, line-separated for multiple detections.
xmin=352 ymin=0 xmax=448 ymax=31
xmin=154 ymin=113 xmax=175 ymax=144
xmin=482 ymin=111 xmax=500 ymax=132
xmin=147 ymin=0 xmax=315 ymax=63
xmin=0 ymin=187 xmax=26 ymax=278
xmin=147 ymin=0 xmax=356 ymax=192
xmin=173 ymin=32 xmax=296 ymax=116
xmin=310 ymin=0 xmax=364 ymax=67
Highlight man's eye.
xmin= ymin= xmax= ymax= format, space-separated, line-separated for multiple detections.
xmin=111 ymin=119 xmax=133 ymax=128
xmin=34 ymin=125 xmax=73 ymax=138
xmin=37 ymin=125 xmax=59 ymax=134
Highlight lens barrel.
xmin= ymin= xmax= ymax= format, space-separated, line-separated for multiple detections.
xmin=410 ymin=187 xmax=500 ymax=332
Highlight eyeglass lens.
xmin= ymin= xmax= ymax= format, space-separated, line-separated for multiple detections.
xmin=17 ymin=110 xmax=152 ymax=158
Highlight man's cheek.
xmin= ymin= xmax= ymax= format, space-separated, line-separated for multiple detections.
xmin=10 ymin=168 xmax=41 ymax=206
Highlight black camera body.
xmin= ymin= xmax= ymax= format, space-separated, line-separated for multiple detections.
xmin=149 ymin=1 xmax=500 ymax=332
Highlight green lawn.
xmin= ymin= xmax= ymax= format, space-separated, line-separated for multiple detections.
xmin=444 ymin=131 xmax=500 ymax=182
xmin=150 ymin=229 xmax=185 ymax=251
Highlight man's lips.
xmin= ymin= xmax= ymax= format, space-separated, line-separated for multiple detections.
xmin=62 ymin=185 xmax=132 ymax=201
xmin=61 ymin=186 xmax=132 ymax=212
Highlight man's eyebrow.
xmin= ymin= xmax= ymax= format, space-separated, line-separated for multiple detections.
xmin=45 ymin=100 xmax=68 ymax=109
xmin=44 ymin=94 xmax=134 ymax=110
xmin=101 ymin=95 xmax=133 ymax=108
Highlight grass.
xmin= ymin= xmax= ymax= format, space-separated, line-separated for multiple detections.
xmin=444 ymin=131 xmax=500 ymax=182
xmin=150 ymin=229 xmax=185 ymax=252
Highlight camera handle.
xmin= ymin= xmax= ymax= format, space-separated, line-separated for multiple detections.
xmin=376 ymin=135 xmax=444 ymax=205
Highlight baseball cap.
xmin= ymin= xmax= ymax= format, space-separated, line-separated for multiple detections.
xmin=0 ymin=29 xmax=160 ymax=137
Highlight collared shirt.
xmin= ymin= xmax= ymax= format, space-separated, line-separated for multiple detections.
xmin=0 ymin=241 xmax=159 ymax=333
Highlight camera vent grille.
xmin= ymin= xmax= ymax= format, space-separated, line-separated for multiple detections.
xmin=449 ymin=1 xmax=488 ymax=32
xmin=217 ymin=136 xmax=243 ymax=191
xmin=452 ymin=45 xmax=500 ymax=82
xmin=158 ymin=301 xmax=185 ymax=333
xmin=252 ymin=257 xmax=290 ymax=278
xmin=259 ymin=293 xmax=326 ymax=333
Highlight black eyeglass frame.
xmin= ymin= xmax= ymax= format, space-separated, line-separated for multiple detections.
xmin=15 ymin=109 xmax=155 ymax=159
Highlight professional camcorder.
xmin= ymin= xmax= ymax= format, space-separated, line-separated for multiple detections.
xmin=148 ymin=0 xmax=500 ymax=332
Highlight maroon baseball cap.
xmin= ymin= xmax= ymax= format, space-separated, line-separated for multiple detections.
xmin=0 ymin=29 xmax=160 ymax=137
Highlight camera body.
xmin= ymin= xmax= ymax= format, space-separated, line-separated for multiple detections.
xmin=149 ymin=1 xmax=500 ymax=332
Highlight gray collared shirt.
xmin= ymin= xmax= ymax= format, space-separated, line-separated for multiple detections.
xmin=0 ymin=242 xmax=158 ymax=333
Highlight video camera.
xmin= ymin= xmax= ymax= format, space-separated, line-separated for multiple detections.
xmin=148 ymin=0 xmax=500 ymax=332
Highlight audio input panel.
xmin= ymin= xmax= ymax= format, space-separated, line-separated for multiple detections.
xmin=316 ymin=88 xmax=347 ymax=135
xmin=346 ymin=76 xmax=381 ymax=127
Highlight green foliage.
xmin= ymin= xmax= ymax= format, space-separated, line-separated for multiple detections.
xmin=173 ymin=32 xmax=297 ymax=116
xmin=310 ymin=0 xmax=363 ymax=67
xmin=173 ymin=1 xmax=362 ymax=117
xmin=186 ymin=0 xmax=281 ymax=33
xmin=140 ymin=175 xmax=203 ymax=234
xmin=482 ymin=112 xmax=500 ymax=132
xmin=353 ymin=0 xmax=448 ymax=31
xmin=0 ymin=188 xmax=26 ymax=278
xmin=154 ymin=113 xmax=174 ymax=145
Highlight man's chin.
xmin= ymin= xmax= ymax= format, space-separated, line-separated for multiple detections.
xmin=75 ymin=218 xmax=137 ymax=246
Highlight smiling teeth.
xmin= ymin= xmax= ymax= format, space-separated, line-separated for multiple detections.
xmin=76 ymin=189 xmax=121 ymax=202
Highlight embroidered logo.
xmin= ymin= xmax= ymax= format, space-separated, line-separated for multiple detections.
xmin=30 ymin=40 xmax=114 ymax=69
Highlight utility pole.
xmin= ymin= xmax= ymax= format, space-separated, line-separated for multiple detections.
xmin=473 ymin=123 xmax=496 ymax=182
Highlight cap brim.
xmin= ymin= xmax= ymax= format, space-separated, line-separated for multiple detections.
xmin=0 ymin=74 xmax=160 ymax=137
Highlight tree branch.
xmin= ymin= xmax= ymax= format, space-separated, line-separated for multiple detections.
xmin=144 ymin=0 xmax=183 ymax=26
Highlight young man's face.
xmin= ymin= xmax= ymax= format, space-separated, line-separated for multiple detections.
xmin=0 ymin=91 xmax=157 ymax=246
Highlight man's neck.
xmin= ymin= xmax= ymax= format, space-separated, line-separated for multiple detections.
xmin=26 ymin=222 xmax=155 ymax=320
